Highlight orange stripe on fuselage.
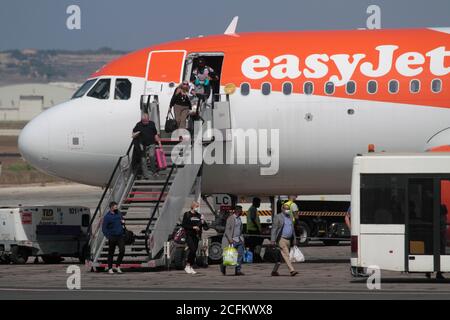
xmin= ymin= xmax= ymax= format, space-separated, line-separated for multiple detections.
xmin=91 ymin=28 xmax=450 ymax=109
xmin=427 ymin=145 xmax=450 ymax=152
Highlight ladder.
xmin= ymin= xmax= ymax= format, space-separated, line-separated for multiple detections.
xmin=86 ymin=100 xmax=209 ymax=270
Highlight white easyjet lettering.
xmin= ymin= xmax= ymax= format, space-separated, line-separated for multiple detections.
xmin=241 ymin=55 xmax=270 ymax=79
xmin=426 ymin=46 xmax=450 ymax=76
xmin=329 ymin=54 xmax=366 ymax=86
xmin=304 ymin=54 xmax=329 ymax=78
xmin=360 ymin=45 xmax=398 ymax=77
xmin=270 ymin=54 xmax=302 ymax=79
xmin=240 ymin=46 xmax=449 ymax=84
xmin=395 ymin=52 xmax=425 ymax=77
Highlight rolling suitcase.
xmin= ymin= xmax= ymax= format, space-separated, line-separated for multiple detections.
xmin=155 ymin=147 xmax=167 ymax=170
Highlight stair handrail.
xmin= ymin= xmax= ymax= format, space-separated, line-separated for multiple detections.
xmin=88 ymin=141 xmax=134 ymax=236
xmin=144 ymin=162 xmax=177 ymax=255
xmin=87 ymin=140 xmax=134 ymax=262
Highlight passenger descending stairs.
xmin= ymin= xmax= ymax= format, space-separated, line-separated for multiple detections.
xmin=86 ymin=118 xmax=206 ymax=270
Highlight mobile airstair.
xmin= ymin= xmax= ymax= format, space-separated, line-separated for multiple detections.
xmin=85 ymin=94 xmax=225 ymax=271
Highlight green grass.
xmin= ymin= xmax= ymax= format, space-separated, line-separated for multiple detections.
xmin=7 ymin=162 xmax=34 ymax=172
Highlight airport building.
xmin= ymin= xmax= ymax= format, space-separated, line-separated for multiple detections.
xmin=0 ymin=83 xmax=78 ymax=122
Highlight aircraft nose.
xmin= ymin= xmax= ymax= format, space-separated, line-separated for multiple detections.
xmin=18 ymin=113 xmax=50 ymax=171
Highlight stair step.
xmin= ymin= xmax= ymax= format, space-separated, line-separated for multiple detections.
xmin=128 ymin=191 xmax=168 ymax=196
xmin=124 ymin=197 xmax=167 ymax=203
xmin=121 ymin=201 xmax=164 ymax=206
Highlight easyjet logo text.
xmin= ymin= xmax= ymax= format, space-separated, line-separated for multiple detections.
xmin=241 ymin=46 xmax=449 ymax=86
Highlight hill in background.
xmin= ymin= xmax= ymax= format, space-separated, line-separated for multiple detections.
xmin=0 ymin=47 xmax=128 ymax=86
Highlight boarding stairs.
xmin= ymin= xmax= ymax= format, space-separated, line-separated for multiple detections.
xmin=86 ymin=97 xmax=212 ymax=270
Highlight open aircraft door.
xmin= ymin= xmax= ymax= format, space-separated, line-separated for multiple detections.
xmin=142 ymin=50 xmax=186 ymax=130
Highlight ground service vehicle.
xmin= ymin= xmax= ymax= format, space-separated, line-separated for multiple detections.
xmin=0 ymin=206 xmax=91 ymax=264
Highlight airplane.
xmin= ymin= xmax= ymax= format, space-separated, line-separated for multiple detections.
xmin=18 ymin=19 xmax=450 ymax=196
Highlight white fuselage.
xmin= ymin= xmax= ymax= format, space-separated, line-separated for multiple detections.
xmin=18 ymin=76 xmax=450 ymax=195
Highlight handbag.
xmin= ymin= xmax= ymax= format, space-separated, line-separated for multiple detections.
xmin=164 ymin=109 xmax=178 ymax=133
xmin=123 ymin=228 xmax=135 ymax=245
xmin=173 ymin=227 xmax=186 ymax=244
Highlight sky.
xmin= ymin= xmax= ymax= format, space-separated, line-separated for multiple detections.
xmin=0 ymin=0 xmax=449 ymax=51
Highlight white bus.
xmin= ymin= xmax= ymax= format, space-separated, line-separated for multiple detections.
xmin=350 ymin=153 xmax=450 ymax=277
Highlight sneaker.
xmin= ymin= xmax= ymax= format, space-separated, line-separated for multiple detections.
xmin=185 ymin=266 xmax=193 ymax=274
xmin=190 ymin=267 xmax=197 ymax=274
xmin=290 ymin=271 xmax=298 ymax=277
xmin=115 ymin=267 xmax=123 ymax=274
xmin=107 ymin=268 xmax=114 ymax=274
xmin=271 ymin=271 xmax=280 ymax=276
xmin=235 ymin=271 xmax=245 ymax=276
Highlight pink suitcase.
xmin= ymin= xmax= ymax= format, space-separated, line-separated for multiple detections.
xmin=155 ymin=147 xmax=167 ymax=170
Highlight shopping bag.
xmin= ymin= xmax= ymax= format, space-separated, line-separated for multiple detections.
xmin=243 ymin=248 xmax=253 ymax=264
xmin=223 ymin=245 xmax=238 ymax=266
xmin=289 ymin=245 xmax=305 ymax=263
xmin=155 ymin=147 xmax=167 ymax=170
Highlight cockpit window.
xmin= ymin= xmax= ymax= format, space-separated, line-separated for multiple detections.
xmin=87 ymin=79 xmax=111 ymax=100
xmin=72 ymin=79 xmax=97 ymax=99
xmin=114 ymin=79 xmax=132 ymax=100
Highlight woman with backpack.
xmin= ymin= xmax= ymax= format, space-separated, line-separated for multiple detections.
xmin=181 ymin=201 xmax=209 ymax=274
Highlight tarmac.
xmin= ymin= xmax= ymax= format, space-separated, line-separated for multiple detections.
xmin=0 ymin=183 xmax=449 ymax=300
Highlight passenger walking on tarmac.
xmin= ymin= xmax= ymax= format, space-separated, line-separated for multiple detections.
xmin=245 ymin=197 xmax=263 ymax=261
xmin=132 ymin=113 xmax=162 ymax=179
xmin=102 ymin=201 xmax=125 ymax=274
xmin=181 ymin=201 xmax=209 ymax=274
xmin=271 ymin=204 xmax=299 ymax=277
xmin=285 ymin=195 xmax=300 ymax=220
xmin=170 ymin=81 xmax=192 ymax=129
xmin=221 ymin=206 xmax=245 ymax=276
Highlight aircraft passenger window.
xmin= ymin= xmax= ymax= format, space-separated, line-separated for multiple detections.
xmin=346 ymin=81 xmax=356 ymax=95
xmin=410 ymin=79 xmax=420 ymax=93
xmin=261 ymin=82 xmax=271 ymax=96
xmin=240 ymin=83 xmax=250 ymax=96
xmin=72 ymin=79 xmax=97 ymax=99
xmin=388 ymin=80 xmax=399 ymax=94
xmin=431 ymin=79 xmax=442 ymax=93
xmin=367 ymin=80 xmax=378 ymax=94
xmin=304 ymin=82 xmax=314 ymax=95
xmin=114 ymin=79 xmax=132 ymax=100
xmin=87 ymin=79 xmax=111 ymax=100
xmin=282 ymin=82 xmax=292 ymax=95
xmin=325 ymin=81 xmax=335 ymax=95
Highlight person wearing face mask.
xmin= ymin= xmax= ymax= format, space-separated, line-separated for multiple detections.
xmin=221 ymin=206 xmax=245 ymax=276
xmin=102 ymin=201 xmax=126 ymax=274
xmin=132 ymin=113 xmax=162 ymax=179
xmin=181 ymin=201 xmax=209 ymax=274
xmin=270 ymin=204 xmax=299 ymax=276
